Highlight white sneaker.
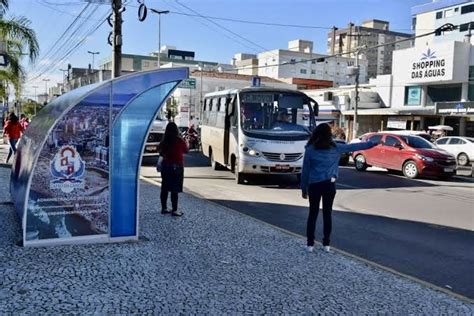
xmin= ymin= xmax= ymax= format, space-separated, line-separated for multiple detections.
xmin=306 ymin=246 xmax=314 ymax=253
xmin=323 ymin=246 xmax=331 ymax=253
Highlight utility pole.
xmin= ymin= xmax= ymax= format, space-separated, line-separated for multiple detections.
xmin=87 ymin=51 xmax=100 ymax=70
xmin=150 ymin=9 xmax=169 ymax=69
xmin=353 ymin=51 xmax=360 ymax=140
xmin=112 ymin=0 xmax=122 ymax=78
xmin=347 ymin=26 xmax=370 ymax=139
xmin=32 ymin=85 xmax=38 ymax=115
xmin=42 ymin=78 xmax=50 ymax=103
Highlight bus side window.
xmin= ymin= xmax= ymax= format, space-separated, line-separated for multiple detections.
xmin=202 ymin=99 xmax=209 ymax=125
xmin=209 ymin=98 xmax=218 ymax=126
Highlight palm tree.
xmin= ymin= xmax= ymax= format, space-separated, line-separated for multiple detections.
xmin=0 ymin=0 xmax=39 ymax=98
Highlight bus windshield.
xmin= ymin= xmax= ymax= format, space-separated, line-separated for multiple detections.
xmin=240 ymin=92 xmax=312 ymax=137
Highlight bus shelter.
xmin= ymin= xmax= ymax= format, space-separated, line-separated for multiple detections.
xmin=10 ymin=68 xmax=188 ymax=247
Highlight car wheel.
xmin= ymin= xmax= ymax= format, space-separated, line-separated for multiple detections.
xmin=403 ymin=160 xmax=419 ymax=179
xmin=457 ymin=153 xmax=469 ymax=166
xmin=354 ymin=154 xmax=367 ymax=171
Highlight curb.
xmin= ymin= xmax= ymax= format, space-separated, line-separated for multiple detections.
xmin=140 ymin=175 xmax=474 ymax=305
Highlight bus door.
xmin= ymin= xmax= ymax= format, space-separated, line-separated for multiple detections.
xmin=223 ymin=95 xmax=236 ymax=166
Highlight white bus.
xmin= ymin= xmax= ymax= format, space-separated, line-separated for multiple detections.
xmin=201 ymin=87 xmax=318 ymax=184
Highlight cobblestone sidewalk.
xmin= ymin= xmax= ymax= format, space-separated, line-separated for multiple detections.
xmin=0 ymin=166 xmax=473 ymax=314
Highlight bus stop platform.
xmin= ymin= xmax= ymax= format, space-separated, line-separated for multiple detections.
xmin=0 ymin=156 xmax=473 ymax=313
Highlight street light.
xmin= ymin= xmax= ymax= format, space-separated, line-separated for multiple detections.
xmin=87 ymin=51 xmax=100 ymax=70
xmin=149 ymin=9 xmax=169 ymax=69
xmin=42 ymin=78 xmax=50 ymax=103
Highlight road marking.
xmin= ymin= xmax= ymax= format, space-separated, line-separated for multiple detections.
xmin=139 ymin=175 xmax=474 ymax=304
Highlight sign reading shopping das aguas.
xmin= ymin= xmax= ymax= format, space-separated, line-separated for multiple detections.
xmin=10 ymin=69 xmax=188 ymax=247
xmin=392 ymin=41 xmax=470 ymax=84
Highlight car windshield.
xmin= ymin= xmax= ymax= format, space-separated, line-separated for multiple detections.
xmin=240 ymin=92 xmax=311 ymax=136
xmin=400 ymin=135 xmax=435 ymax=149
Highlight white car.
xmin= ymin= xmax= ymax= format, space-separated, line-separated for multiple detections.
xmin=434 ymin=137 xmax=474 ymax=166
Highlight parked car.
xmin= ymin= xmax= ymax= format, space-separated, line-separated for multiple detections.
xmin=352 ymin=133 xmax=456 ymax=179
xmin=434 ymin=137 xmax=474 ymax=166
xmin=334 ymin=139 xmax=350 ymax=166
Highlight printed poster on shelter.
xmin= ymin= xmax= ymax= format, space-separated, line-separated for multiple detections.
xmin=26 ymin=102 xmax=110 ymax=241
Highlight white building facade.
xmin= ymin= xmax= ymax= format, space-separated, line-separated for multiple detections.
xmin=412 ymin=0 xmax=474 ymax=46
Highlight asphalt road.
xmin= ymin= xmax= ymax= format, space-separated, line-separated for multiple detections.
xmin=143 ymin=153 xmax=474 ymax=299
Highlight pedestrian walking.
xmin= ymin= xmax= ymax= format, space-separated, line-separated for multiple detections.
xmin=301 ymin=123 xmax=376 ymax=253
xmin=158 ymin=122 xmax=188 ymax=216
xmin=3 ymin=113 xmax=24 ymax=163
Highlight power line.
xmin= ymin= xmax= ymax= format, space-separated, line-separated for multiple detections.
xmin=232 ymin=23 xmax=459 ymax=71
xmin=27 ymin=10 xmax=109 ymax=82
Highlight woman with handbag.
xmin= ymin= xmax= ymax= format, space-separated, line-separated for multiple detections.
xmin=158 ymin=122 xmax=188 ymax=216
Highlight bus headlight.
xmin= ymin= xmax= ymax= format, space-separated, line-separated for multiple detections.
xmin=243 ymin=146 xmax=260 ymax=157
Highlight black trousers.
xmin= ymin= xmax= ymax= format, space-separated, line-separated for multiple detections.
xmin=306 ymin=180 xmax=336 ymax=247
xmin=160 ymin=191 xmax=178 ymax=212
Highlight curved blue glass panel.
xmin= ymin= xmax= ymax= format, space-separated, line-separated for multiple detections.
xmin=110 ymin=81 xmax=178 ymax=237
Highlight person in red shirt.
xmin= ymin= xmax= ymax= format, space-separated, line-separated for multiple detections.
xmin=3 ymin=113 xmax=24 ymax=163
xmin=158 ymin=122 xmax=188 ymax=216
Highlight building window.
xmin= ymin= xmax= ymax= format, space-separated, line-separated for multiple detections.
xmin=454 ymin=7 xmax=459 ymax=12
xmin=143 ymin=61 xmax=150 ymax=68
xmin=460 ymin=22 xmax=474 ymax=32
xmin=412 ymin=17 xmax=416 ymax=30
xmin=290 ymin=59 xmax=296 ymax=63
xmin=311 ymin=70 xmax=316 ymax=75
xmin=444 ymin=9 xmax=453 ymax=18
xmin=300 ymin=69 xmax=307 ymax=74
xmin=436 ymin=11 xmax=443 ymax=19
xmin=405 ymin=86 xmax=422 ymax=105
xmin=461 ymin=4 xmax=474 ymax=14
xmin=427 ymin=84 xmax=462 ymax=105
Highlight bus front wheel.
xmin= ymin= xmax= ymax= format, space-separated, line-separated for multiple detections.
xmin=233 ymin=157 xmax=246 ymax=184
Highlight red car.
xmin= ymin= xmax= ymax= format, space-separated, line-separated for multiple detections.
xmin=352 ymin=133 xmax=456 ymax=179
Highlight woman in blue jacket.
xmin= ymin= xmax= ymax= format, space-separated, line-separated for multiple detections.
xmin=301 ymin=123 xmax=376 ymax=253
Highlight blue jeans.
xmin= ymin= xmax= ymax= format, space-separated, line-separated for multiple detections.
xmin=6 ymin=138 xmax=18 ymax=163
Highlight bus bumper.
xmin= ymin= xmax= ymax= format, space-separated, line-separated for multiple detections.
xmin=239 ymin=156 xmax=302 ymax=174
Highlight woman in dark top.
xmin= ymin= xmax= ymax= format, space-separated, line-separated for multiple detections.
xmin=158 ymin=122 xmax=188 ymax=216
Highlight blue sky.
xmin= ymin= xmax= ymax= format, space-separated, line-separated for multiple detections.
xmin=11 ymin=0 xmax=429 ymax=98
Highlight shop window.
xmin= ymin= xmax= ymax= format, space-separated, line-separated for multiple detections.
xmin=468 ymin=84 xmax=474 ymax=101
xmin=404 ymin=86 xmax=422 ymax=105
xmin=427 ymin=84 xmax=462 ymax=105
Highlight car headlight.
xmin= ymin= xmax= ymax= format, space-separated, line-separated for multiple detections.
xmin=415 ymin=154 xmax=434 ymax=162
xmin=242 ymin=146 xmax=260 ymax=157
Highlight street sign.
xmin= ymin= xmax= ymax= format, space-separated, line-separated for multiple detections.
xmin=436 ymin=102 xmax=474 ymax=116
xmin=178 ymin=78 xmax=196 ymax=89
